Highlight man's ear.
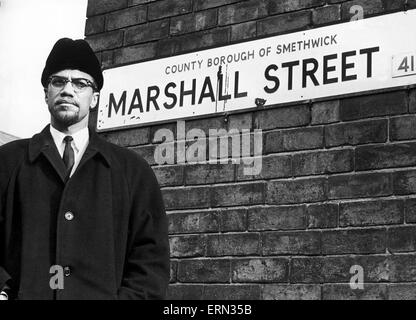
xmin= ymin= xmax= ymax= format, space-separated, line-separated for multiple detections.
xmin=90 ymin=92 xmax=99 ymax=110
xmin=44 ymin=88 xmax=48 ymax=103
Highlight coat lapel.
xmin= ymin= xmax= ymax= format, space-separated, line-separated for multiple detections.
xmin=76 ymin=128 xmax=112 ymax=173
xmin=28 ymin=124 xmax=68 ymax=183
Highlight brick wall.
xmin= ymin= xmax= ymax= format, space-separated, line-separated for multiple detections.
xmin=85 ymin=0 xmax=416 ymax=300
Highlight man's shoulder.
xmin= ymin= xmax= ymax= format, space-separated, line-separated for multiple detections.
xmin=0 ymin=138 xmax=29 ymax=158
xmin=0 ymin=139 xmax=29 ymax=176
xmin=98 ymin=135 xmax=151 ymax=169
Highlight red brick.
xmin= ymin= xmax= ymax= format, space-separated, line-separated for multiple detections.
xmin=206 ymin=233 xmax=260 ymax=256
xmin=152 ymin=165 xmax=184 ymax=186
xmin=232 ymin=258 xmax=288 ymax=282
xmin=311 ymin=100 xmax=340 ymax=125
xmin=194 ymin=0 xmax=240 ymax=10
xmin=183 ymin=138 xmax=210 ymax=163
xmin=328 ymin=172 xmax=392 ymax=200
xmin=390 ymin=115 xmax=416 ymax=141
xmin=169 ymin=235 xmax=205 ymax=258
xmin=177 ymin=259 xmax=231 ymax=283
xmin=203 ymin=285 xmax=261 ymax=300
xmin=148 ymin=0 xmax=192 ymax=20
xmin=106 ymin=6 xmax=147 ymax=31
xmin=405 ymin=198 xmax=416 ymax=223
xmin=151 ymin=122 xmax=178 ymax=143
xmin=86 ymin=30 xmax=123 ymax=51
xmin=170 ymin=9 xmax=217 ymax=35
xmin=312 ymin=4 xmax=341 ymax=25
xmin=388 ymin=226 xmax=416 ymax=253
xmin=409 ymin=89 xmax=416 ymax=113
xmin=129 ymin=0 xmax=155 ymax=5
xmin=264 ymin=127 xmax=324 ymax=153
xmin=291 ymin=255 xmax=391 ymax=283
xmin=325 ymin=119 xmax=387 ymax=147
xmin=218 ymin=208 xmax=247 ymax=232
xmin=211 ymin=182 xmax=265 ymax=207
xmin=323 ymin=283 xmax=387 ymax=300
xmin=231 ymin=21 xmax=257 ymax=42
xmin=356 ymin=143 xmax=416 ymax=171
xmin=340 ymin=91 xmax=407 ymax=121
xmin=290 ymin=256 xmax=344 ymax=283
xmin=321 ymin=228 xmax=386 ymax=254
xmin=247 ymin=205 xmax=306 ymax=231
xmin=393 ymin=170 xmax=416 ymax=195
xmin=257 ymin=11 xmax=311 ymax=36
xmin=341 ymin=0 xmax=383 ymax=20
xmin=85 ymin=15 xmax=106 ymax=36
xmin=267 ymin=178 xmax=327 ymax=205
xmin=124 ymin=20 xmax=170 ymax=45
xmin=185 ymin=163 xmax=235 ymax=185
xmin=170 ymin=260 xmax=177 ymax=283
xmin=167 ymin=284 xmax=204 ymax=300
xmin=101 ymin=127 xmax=149 ymax=146
xmin=254 ymin=105 xmax=310 ymax=130
xmin=162 ymin=186 xmax=211 ymax=209
xmin=409 ymin=0 xmax=416 ymax=10
xmin=130 ymin=144 xmax=156 ymax=165
xmin=388 ymin=254 xmax=416 ymax=282
xmin=262 ymin=284 xmax=321 ymax=300
xmin=236 ymin=154 xmax=292 ymax=181
xmin=113 ymin=42 xmax=156 ymax=65
xmin=228 ymin=113 xmax=253 ymax=131
xmin=340 ymin=199 xmax=404 ymax=227
xmin=382 ymin=0 xmax=407 ymax=11
xmin=293 ymin=149 xmax=353 ymax=176
xmin=269 ymin=0 xmax=326 ymax=14
xmin=307 ymin=203 xmax=338 ymax=229
xmin=389 ymin=283 xmax=416 ymax=300
xmin=218 ymin=0 xmax=268 ymax=25
xmin=157 ymin=28 xmax=230 ymax=57
xmin=101 ymin=50 xmax=114 ymax=69
xmin=262 ymin=231 xmax=321 ymax=255
xmin=185 ymin=116 xmax=227 ymax=135
xmin=87 ymin=0 xmax=128 ymax=17
xmin=168 ymin=210 xmax=219 ymax=234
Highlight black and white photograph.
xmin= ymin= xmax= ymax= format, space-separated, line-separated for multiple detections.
xmin=1 ymin=0 xmax=416 ymax=310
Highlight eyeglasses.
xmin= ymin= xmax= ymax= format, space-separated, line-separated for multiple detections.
xmin=48 ymin=76 xmax=97 ymax=92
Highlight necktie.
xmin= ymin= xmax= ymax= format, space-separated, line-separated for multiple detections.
xmin=63 ymin=136 xmax=74 ymax=174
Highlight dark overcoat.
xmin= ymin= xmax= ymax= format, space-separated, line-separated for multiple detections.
xmin=0 ymin=125 xmax=169 ymax=300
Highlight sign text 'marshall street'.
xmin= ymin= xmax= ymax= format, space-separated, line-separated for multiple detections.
xmin=97 ymin=10 xmax=416 ymax=131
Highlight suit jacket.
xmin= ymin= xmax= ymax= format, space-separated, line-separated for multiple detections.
xmin=0 ymin=125 xmax=169 ymax=300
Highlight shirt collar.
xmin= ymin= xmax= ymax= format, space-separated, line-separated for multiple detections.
xmin=49 ymin=125 xmax=89 ymax=154
xmin=29 ymin=124 xmax=112 ymax=167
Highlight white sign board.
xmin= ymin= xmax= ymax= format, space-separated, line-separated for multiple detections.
xmin=97 ymin=10 xmax=416 ymax=131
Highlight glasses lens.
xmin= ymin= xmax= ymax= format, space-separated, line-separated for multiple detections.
xmin=50 ymin=77 xmax=66 ymax=88
xmin=72 ymin=79 xmax=89 ymax=91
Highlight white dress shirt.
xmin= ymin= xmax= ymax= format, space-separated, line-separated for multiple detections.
xmin=50 ymin=125 xmax=89 ymax=177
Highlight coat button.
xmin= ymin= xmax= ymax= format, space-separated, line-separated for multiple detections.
xmin=64 ymin=211 xmax=74 ymax=221
xmin=63 ymin=266 xmax=71 ymax=277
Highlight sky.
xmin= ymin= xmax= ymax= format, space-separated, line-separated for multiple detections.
xmin=0 ymin=0 xmax=88 ymax=138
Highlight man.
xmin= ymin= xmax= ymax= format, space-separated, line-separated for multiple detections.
xmin=0 ymin=38 xmax=170 ymax=300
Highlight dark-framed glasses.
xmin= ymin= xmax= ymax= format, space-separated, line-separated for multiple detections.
xmin=48 ymin=76 xmax=97 ymax=92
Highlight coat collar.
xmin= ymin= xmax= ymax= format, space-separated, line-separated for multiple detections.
xmin=28 ymin=124 xmax=112 ymax=167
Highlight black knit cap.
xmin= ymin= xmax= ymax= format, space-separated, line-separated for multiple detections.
xmin=41 ymin=38 xmax=103 ymax=91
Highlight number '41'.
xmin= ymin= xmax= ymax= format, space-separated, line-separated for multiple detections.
xmin=398 ymin=55 xmax=415 ymax=73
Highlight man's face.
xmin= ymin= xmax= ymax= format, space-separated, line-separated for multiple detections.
xmin=44 ymin=69 xmax=99 ymax=127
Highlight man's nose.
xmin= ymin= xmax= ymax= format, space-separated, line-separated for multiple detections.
xmin=60 ymin=81 xmax=75 ymax=95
